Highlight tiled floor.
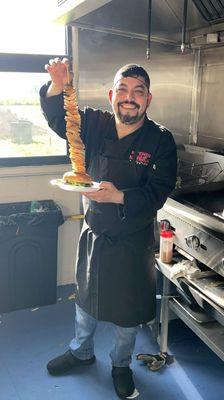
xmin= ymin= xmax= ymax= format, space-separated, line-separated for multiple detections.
xmin=0 ymin=284 xmax=224 ymax=400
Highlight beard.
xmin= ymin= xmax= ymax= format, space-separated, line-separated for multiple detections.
xmin=117 ymin=101 xmax=147 ymax=125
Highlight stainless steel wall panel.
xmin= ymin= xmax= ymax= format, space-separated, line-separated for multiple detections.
xmin=77 ymin=29 xmax=194 ymax=146
xmin=198 ymin=47 xmax=224 ymax=150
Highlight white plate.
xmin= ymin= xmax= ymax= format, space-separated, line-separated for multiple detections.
xmin=50 ymin=179 xmax=100 ymax=192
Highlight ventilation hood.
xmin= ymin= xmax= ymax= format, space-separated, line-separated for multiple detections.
xmin=55 ymin=0 xmax=224 ymax=27
xmin=55 ymin=0 xmax=112 ymax=23
xmin=192 ymin=0 xmax=224 ymax=23
xmin=55 ymin=0 xmax=224 ymax=48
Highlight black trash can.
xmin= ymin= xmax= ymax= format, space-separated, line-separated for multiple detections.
xmin=0 ymin=200 xmax=64 ymax=313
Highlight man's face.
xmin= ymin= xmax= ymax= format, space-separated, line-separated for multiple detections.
xmin=109 ymin=76 xmax=152 ymax=125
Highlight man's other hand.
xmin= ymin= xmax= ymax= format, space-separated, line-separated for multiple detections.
xmin=81 ymin=181 xmax=124 ymax=204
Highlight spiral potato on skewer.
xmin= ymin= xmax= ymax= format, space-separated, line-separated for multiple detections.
xmin=62 ymin=84 xmax=92 ymax=186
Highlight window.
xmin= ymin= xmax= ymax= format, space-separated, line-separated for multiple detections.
xmin=0 ymin=0 xmax=69 ymax=166
xmin=0 ymin=1 xmax=65 ymax=55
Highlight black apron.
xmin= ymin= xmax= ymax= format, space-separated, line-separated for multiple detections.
xmin=74 ymin=121 xmax=159 ymax=327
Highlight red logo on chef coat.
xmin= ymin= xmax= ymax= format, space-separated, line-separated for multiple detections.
xmin=129 ymin=150 xmax=151 ymax=165
xmin=136 ymin=151 xmax=151 ymax=165
xmin=129 ymin=151 xmax=151 ymax=165
xmin=129 ymin=150 xmax=135 ymax=162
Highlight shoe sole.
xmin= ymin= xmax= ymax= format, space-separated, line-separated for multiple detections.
xmin=126 ymin=388 xmax=140 ymax=399
xmin=116 ymin=388 xmax=140 ymax=400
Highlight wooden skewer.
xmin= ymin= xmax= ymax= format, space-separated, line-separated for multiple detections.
xmin=66 ymin=64 xmax=70 ymax=85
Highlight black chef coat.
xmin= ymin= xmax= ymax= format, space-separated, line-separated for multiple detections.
xmin=40 ymin=85 xmax=177 ymax=327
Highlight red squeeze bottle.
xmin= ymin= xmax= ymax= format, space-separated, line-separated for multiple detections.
xmin=159 ymin=230 xmax=173 ymax=263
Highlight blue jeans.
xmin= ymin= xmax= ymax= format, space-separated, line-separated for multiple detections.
xmin=69 ymin=304 xmax=138 ymax=367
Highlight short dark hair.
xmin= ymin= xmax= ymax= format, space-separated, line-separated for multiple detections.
xmin=113 ymin=64 xmax=150 ymax=89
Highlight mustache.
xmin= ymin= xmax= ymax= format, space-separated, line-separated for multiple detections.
xmin=118 ymin=101 xmax=140 ymax=109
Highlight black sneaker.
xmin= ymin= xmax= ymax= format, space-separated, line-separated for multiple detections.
xmin=112 ymin=367 xmax=139 ymax=399
xmin=47 ymin=350 xmax=96 ymax=375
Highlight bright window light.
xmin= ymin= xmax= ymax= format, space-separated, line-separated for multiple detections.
xmin=0 ymin=0 xmax=67 ymax=165
xmin=0 ymin=0 xmax=65 ymax=54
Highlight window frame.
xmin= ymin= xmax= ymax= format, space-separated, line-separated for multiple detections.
xmin=0 ymin=52 xmax=70 ymax=167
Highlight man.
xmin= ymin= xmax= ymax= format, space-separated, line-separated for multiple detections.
xmin=40 ymin=58 xmax=177 ymax=400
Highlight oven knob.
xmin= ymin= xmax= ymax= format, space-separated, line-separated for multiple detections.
xmin=185 ymin=235 xmax=200 ymax=250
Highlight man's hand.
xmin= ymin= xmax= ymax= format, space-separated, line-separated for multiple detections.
xmin=81 ymin=181 xmax=124 ymax=204
xmin=44 ymin=57 xmax=73 ymax=96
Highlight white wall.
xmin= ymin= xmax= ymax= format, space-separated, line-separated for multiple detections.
xmin=0 ymin=164 xmax=81 ymax=286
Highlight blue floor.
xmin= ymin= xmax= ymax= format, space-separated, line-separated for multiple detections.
xmin=1 ymin=284 xmax=224 ymax=400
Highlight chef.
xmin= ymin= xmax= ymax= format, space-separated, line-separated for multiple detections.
xmin=40 ymin=59 xmax=177 ymax=400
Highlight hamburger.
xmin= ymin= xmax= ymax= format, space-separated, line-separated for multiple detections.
xmin=63 ymin=171 xmax=92 ymax=187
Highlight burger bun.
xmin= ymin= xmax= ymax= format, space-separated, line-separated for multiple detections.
xmin=63 ymin=171 xmax=92 ymax=186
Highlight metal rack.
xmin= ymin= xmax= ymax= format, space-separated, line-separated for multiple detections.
xmin=176 ymin=160 xmax=222 ymax=189
xmin=156 ymin=257 xmax=224 ymax=362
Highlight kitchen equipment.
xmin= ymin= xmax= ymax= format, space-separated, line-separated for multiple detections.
xmin=155 ymin=145 xmax=224 ymax=364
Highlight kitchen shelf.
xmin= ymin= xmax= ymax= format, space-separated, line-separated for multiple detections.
xmin=156 ymin=257 xmax=224 ymax=362
xmin=169 ymin=298 xmax=224 ymax=361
